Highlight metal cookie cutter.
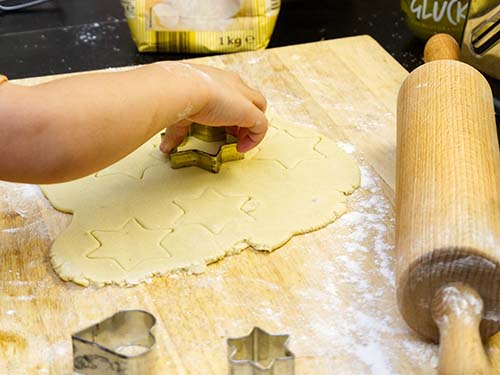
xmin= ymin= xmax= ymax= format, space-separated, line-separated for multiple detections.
xmin=227 ymin=327 xmax=295 ymax=375
xmin=164 ymin=123 xmax=244 ymax=173
xmin=72 ymin=310 xmax=157 ymax=375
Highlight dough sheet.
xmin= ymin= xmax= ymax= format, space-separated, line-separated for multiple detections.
xmin=42 ymin=115 xmax=360 ymax=286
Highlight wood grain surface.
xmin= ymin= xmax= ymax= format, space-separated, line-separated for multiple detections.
xmin=2 ymin=35 xmax=498 ymax=374
xmin=397 ymin=34 xmax=500 ymax=374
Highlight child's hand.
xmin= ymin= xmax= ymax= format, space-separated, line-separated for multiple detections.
xmin=0 ymin=61 xmax=268 ymax=183
xmin=158 ymin=63 xmax=268 ymax=154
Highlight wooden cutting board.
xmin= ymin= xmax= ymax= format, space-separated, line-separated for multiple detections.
xmin=2 ymin=35 xmax=499 ymax=374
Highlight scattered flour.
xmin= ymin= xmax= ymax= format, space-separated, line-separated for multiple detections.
xmin=434 ymin=285 xmax=483 ymax=326
xmin=247 ymin=55 xmax=265 ymax=65
xmin=160 ymin=153 xmax=438 ymax=374
xmin=0 ymin=182 xmax=60 ymax=241
xmin=176 ymin=103 xmax=194 ymax=121
xmin=289 ymin=162 xmax=437 ymax=374
xmin=76 ymin=23 xmax=101 ymax=45
xmin=0 ymin=159 xmax=438 ymax=374
xmin=0 ymin=108 xmax=438 ymax=373
xmin=336 ymin=141 xmax=356 ymax=154
xmin=355 ymin=341 xmax=393 ymax=375
xmin=78 ymin=31 xmax=97 ymax=43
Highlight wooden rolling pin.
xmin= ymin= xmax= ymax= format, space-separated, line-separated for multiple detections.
xmin=396 ymin=33 xmax=500 ymax=374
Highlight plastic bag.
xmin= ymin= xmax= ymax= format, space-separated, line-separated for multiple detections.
xmin=121 ymin=0 xmax=281 ymax=53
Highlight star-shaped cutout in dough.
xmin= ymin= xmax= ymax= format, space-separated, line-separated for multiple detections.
xmin=254 ymin=129 xmax=324 ymax=169
xmin=96 ymin=145 xmax=164 ymax=180
xmin=174 ymin=189 xmax=254 ymax=234
xmin=87 ymin=219 xmax=172 ymax=271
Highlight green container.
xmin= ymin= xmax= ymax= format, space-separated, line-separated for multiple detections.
xmin=401 ymin=0 xmax=470 ymax=41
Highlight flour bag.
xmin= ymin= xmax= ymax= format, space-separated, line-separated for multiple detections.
xmin=121 ymin=0 xmax=281 ymax=53
xmin=400 ymin=0 xmax=470 ymax=40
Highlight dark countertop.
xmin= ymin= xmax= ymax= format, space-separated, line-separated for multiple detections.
xmin=0 ymin=0 xmax=498 ymax=111
xmin=0 ymin=0 xmax=446 ymax=78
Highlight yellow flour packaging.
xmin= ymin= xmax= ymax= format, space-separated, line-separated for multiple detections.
xmin=121 ymin=0 xmax=281 ymax=53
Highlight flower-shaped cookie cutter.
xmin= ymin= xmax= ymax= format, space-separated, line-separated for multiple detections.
xmin=165 ymin=123 xmax=244 ymax=173
xmin=72 ymin=310 xmax=157 ymax=375
xmin=227 ymin=327 xmax=295 ymax=375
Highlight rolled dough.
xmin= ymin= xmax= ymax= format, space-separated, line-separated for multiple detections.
xmin=41 ymin=114 xmax=360 ymax=286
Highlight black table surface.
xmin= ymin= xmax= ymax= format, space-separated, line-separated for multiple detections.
xmin=0 ymin=0 xmax=498 ymax=108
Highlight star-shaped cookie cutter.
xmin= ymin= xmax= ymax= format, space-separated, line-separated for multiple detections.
xmin=72 ymin=310 xmax=157 ymax=375
xmin=227 ymin=327 xmax=295 ymax=375
xmin=164 ymin=123 xmax=244 ymax=173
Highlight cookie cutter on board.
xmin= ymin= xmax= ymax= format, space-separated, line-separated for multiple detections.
xmin=227 ymin=327 xmax=295 ymax=375
xmin=72 ymin=310 xmax=157 ymax=375
xmin=163 ymin=123 xmax=244 ymax=173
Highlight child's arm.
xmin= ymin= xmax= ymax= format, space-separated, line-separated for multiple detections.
xmin=0 ymin=62 xmax=267 ymax=184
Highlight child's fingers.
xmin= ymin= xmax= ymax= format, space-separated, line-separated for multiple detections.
xmin=241 ymin=85 xmax=267 ymax=113
xmin=160 ymin=120 xmax=191 ymax=153
xmin=235 ymin=106 xmax=268 ymax=153
xmin=225 ymin=125 xmax=239 ymax=136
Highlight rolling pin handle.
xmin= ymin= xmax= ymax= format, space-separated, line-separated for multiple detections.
xmin=431 ymin=283 xmax=493 ymax=375
xmin=424 ymin=33 xmax=461 ymax=63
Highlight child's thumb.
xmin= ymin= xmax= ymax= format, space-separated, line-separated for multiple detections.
xmin=160 ymin=121 xmax=191 ymax=153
